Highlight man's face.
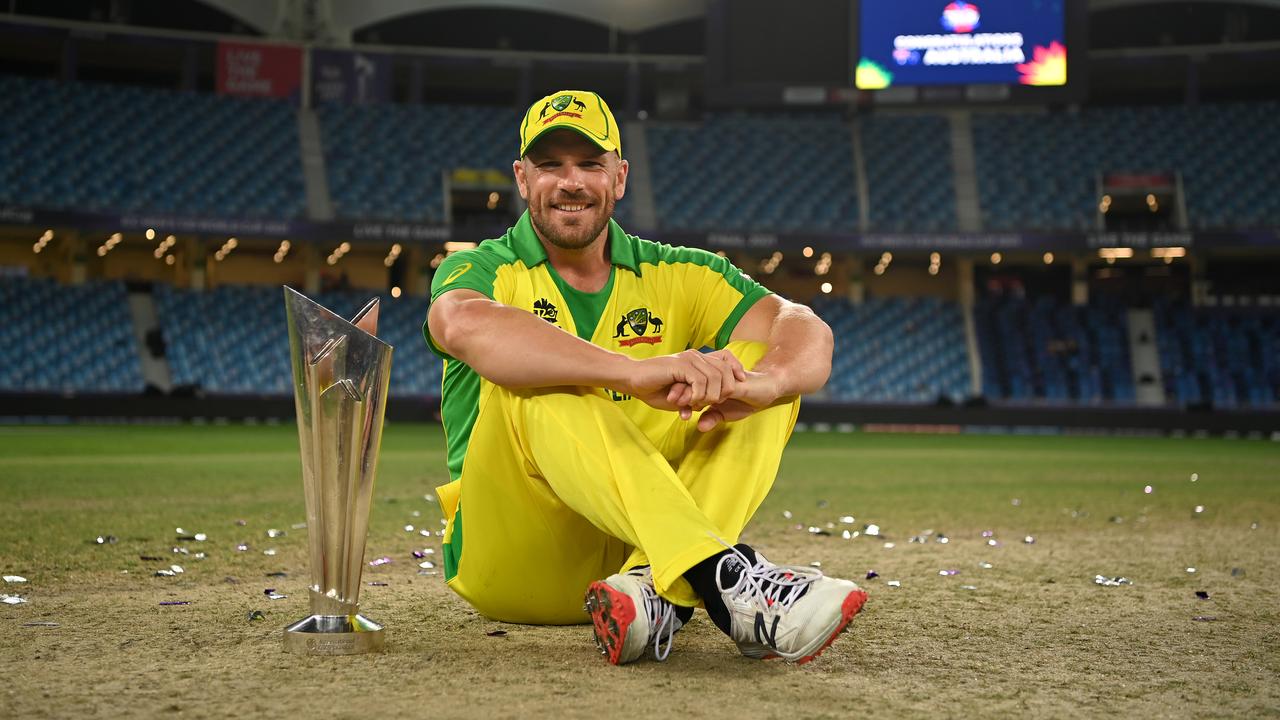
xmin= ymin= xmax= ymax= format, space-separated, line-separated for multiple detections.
xmin=514 ymin=130 xmax=628 ymax=251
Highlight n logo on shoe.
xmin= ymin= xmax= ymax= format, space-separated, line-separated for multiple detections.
xmin=753 ymin=613 xmax=781 ymax=648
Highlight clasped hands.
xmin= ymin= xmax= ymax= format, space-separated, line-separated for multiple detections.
xmin=626 ymin=349 xmax=784 ymax=432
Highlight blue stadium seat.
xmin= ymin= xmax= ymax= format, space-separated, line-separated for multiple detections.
xmin=810 ymin=296 xmax=971 ymax=403
xmin=860 ymin=114 xmax=957 ymax=232
xmin=0 ymin=277 xmax=145 ymax=393
xmin=1153 ymin=300 xmax=1279 ymax=408
xmin=0 ymin=74 xmax=306 ymax=218
xmin=973 ymin=295 xmax=1134 ymax=404
xmin=647 ymin=113 xmax=860 ymax=232
xmin=154 ymin=284 xmax=440 ymax=398
xmin=318 ymin=103 xmax=510 ymax=224
xmin=972 ymin=103 xmax=1280 ymax=231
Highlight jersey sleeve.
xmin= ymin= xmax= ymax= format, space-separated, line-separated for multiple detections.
xmin=430 ymin=249 xmax=500 ymax=303
xmin=424 ymin=248 xmax=502 ymax=360
xmin=680 ymin=249 xmax=771 ymax=350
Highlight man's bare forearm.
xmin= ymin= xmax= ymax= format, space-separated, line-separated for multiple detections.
xmin=435 ymin=297 xmax=633 ymax=390
xmin=751 ymin=303 xmax=834 ymax=397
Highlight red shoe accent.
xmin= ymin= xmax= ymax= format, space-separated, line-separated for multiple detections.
xmin=795 ymin=589 xmax=868 ymax=666
xmin=585 ymin=581 xmax=638 ymax=666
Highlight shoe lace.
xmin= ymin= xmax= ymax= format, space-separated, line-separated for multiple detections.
xmin=714 ymin=543 xmax=821 ymax=615
xmin=633 ymin=571 xmax=678 ymax=662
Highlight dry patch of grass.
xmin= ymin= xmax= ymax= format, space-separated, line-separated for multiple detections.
xmin=1 ymin=426 xmax=1277 ymax=718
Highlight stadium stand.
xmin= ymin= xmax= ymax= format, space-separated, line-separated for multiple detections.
xmin=973 ymin=103 xmax=1280 ymax=232
xmin=813 ymin=296 xmax=971 ymax=403
xmin=7 ymin=275 xmax=1280 ymax=415
xmin=154 ymin=284 xmax=439 ymax=397
xmin=646 ymin=113 xmax=861 ymax=232
xmin=0 ymin=74 xmax=306 ymax=218
xmin=860 ymin=114 xmax=957 ymax=232
xmin=0 ymin=277 xmax=144 ymax=393
xmin=1154 ymin=299 xmax=1280 ymax=408
xmin=974 ymin=295 xmax=1135 ymax=403
xmin=317 ymin=103 xmax=512 ymax=222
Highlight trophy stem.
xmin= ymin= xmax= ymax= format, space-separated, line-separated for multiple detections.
xmin=282 ymin=287 xmax=392 ymax=656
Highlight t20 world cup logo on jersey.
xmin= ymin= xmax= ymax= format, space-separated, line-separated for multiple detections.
xmin=533 ymin=298 xmax=559 ymax=323
xmin=613 ymin=307 xmax=664 ymax=347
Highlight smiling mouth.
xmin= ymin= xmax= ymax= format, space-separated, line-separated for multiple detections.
xmin=551 ymin=203 xmax=592 ymax=213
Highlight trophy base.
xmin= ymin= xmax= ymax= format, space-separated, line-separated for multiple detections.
xmin=283 ymin=614 xmax=385 ymax=655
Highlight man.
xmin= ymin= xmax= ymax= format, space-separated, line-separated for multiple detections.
xmin=425 ymin=90 xmax=866 ymax=666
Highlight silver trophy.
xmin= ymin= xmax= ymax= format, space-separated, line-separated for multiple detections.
xmin=282 ymin=287 xmax=393 ymax=655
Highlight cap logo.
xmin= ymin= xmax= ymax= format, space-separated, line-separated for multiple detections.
xmin=539 ymin=94 xmax=590 ymax=126
xmin=523 ymin=91 xmax=617 ymax=156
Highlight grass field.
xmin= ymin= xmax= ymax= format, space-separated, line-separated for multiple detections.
xmin=1 ymin=423 xmax=1277 ymax=718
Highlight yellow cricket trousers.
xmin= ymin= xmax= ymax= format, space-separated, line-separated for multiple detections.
xmin=435 ymin=341 xmax=801 ymax=624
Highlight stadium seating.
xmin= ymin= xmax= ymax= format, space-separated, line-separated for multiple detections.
xmin=1153 ymin=300 xmax=1280 ymax=408
xmin=973 ymin=103 xmax=1280 ymax=231
xmin=6 ymin=276 xmax=1279 ymax=412
xmin=974 ymin=295 xmax=1135 ymax=403
xmin=318 ymin=103 xmax=513 ymax=223
xmin=154 ymin=284 xmax=440 ymax=397
xmin=0 ymin=277 xmax=144 ymax=393
xmin=0 ymin=74 xmax=305 ymax=218
xmin=319 ymin=101 xmax=625 ymax=231
xmin=812 ymin=296 xmax=971 ymax=403
xmin=860 ymin=114 xmax=957 ymax=232
xmin=646 ymin=113 xmax=861 ymax=232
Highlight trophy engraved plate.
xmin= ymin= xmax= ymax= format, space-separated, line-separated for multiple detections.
xmin=282 ymin=287 xmax=393 ymax=655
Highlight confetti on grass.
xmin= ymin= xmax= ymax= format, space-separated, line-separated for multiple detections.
xmin=1094 ymin=575 xmax=1133 ymax=587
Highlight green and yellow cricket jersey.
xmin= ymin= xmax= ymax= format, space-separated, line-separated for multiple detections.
xmin=423 ymin=211 xmax=770 ymax=582
xmin=425 ymin=210 xmax=770 ymax=479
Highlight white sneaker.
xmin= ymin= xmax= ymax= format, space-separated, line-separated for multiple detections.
xmin=584 ymin=567 xmax=682 ymax=665
xmin=717 ymin=549 xmax=867 ymax=664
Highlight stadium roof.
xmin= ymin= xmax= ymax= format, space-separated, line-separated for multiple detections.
xmin=205 ymin=0 xmax=708 ymax=36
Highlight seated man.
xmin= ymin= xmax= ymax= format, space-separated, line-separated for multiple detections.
xmin=425 ymin=90 xmax=866 ymax=665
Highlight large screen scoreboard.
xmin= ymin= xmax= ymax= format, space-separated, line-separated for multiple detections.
xmin=857 ymin=0 xmax=1072 ymax=91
